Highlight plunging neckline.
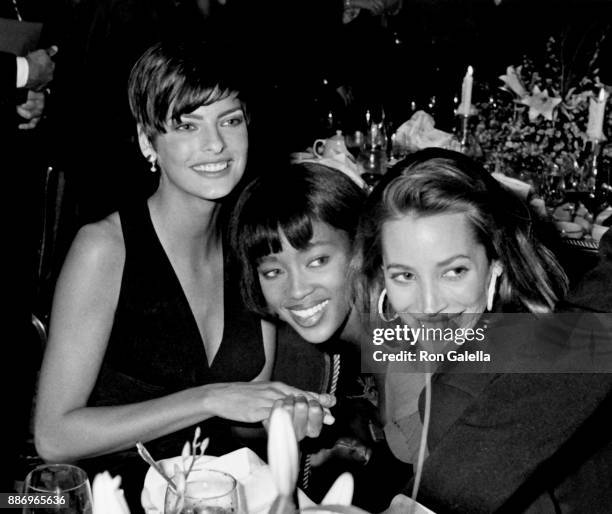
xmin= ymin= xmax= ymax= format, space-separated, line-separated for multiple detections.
xmin=145 ymin=203 xmax=226 ymax=369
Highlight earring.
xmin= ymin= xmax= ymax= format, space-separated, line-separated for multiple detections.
xmin=378 ymin=288 xmax=399 ymax=322
xmin=487 ymin=266 xmax=503 ymax=312
xmin=148 ymin=155 xmax=157 ymax=173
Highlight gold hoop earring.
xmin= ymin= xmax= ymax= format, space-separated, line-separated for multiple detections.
xmin=378 ymin=288 xmax=399 ymax=322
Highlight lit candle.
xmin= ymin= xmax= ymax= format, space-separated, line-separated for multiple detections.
xmin=459 ymin=65 xmax=473 ymax=116
xmin=587 ymin=88 xmax=608 ymax=141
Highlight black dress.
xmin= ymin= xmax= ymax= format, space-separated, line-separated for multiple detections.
xmin=81 ymin=200 xmax=265 ymax=511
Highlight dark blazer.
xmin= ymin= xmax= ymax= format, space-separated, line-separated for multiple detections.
xmin=409 ymin=259 xmax=612 ymax=513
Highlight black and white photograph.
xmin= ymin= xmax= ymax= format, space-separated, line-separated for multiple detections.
xmin=2 ymin=0 xmax=612 ymax=513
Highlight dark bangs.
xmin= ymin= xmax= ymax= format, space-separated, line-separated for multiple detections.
xmin=230 ymin=162 xmax=366 ymax=317
xmin=128 ymin=40 xmax=246 ymax=140
xmin=167 ymin=84 xmax=237 ymax=129
xmin=245 ymin=202 xmax=317 ymax=265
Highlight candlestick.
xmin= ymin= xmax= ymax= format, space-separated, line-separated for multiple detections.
xmin=459 ymin=66 xmax=473 ymax=116
xmin=587 ymin=87 xmax=608 ymax=141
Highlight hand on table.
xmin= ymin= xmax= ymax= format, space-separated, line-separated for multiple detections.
xmin=25 ymin=46 xmax=58 ymax=91
xmin=17 ymin=90 xmax=45 ymax=130
xmin=204 ymin=381 xmax=335 ymax=426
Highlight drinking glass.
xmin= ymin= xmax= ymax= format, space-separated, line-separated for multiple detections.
xmin=23 ymin=464 xmax=93 ymax=514
xmin=344 ymin=130 xmax=365 ymax=158
xmin=164 ymin=469 xmax=239 ymax=514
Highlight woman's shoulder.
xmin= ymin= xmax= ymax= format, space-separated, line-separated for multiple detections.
xmin=65 ymin=212 xmax=125 ymax=276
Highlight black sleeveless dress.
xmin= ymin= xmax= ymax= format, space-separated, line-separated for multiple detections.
xmin=81 ymin=201 xmax=265 ymax=511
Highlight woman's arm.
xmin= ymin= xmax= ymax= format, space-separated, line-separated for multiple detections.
xmin=254 ymin=319 xmax=276 ymax=381
xmin=34 ymin=221 xmax=331 ymax=462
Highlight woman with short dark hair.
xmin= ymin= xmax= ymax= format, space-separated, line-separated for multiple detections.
xmin=34 ymin=40 xmax=333 ymax=508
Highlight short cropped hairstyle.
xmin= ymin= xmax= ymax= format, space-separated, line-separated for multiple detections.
xmin=128 ymin=40 xmax=247 ymax=142
xmin=352 ymin=148 xmax=568 ymax=314
xmin=230 ymin=162 xmax=366 ymax=318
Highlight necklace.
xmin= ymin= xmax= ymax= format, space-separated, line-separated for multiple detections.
xmin=12 ymin=0 xmax=23 ymax=21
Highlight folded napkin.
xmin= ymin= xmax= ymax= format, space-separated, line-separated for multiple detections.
xmin=141 ymin=448 xmax=278 ymax=514
xmin=393 ymin=111 xmax=457 ymax=152
xmin=291 ymin=150 xmax=368 ymax=191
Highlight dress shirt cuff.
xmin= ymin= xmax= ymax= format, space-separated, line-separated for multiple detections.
xmin=16 ymin=56 xmax=29 ymax=88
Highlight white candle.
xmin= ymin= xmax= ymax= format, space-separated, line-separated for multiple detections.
xmin=459 ymin=65 xmax=473 ymax=116
xmin=587 ymin=88 xmax=608 ymax=141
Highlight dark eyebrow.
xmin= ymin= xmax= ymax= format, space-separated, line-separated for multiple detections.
xmin=305 ymin=238 xmax=335 ymax=248
xmin=180 ymin=113 xmax=203 ymax=120
xmin=435 ymin=254 xmax=471 ymax=267
xmin=257 ymin=239 xmax=337 ymax=263
xmin=257 ymin=255 xmax=278 ymax=265
xmin=386 ymin=254 xmax=471 ymax=271
xmin=218 ymin=107 xmax=244 ymax=118
xmin=181 ymin=107 xmax=243 ymax=121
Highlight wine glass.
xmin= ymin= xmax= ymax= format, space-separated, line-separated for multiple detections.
xmin=23 ymin=464 xmax=93 ymax=514
xmin=344 ymin=130 xmax=365 ymax=159
xmin=164 ymin=469 xmax=240 ymax=514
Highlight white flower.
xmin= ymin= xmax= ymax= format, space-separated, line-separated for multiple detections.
xmin=267 ymin=407 xmax=299 ymax=497
xmin=520 ymin=86 xmax=562 ymax=121
xmin=92 ymin=472 xmax=130 ymax=514
xmin=499 ymin=66 xmax=527 ymax=97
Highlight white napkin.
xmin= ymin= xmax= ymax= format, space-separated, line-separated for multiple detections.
xmin=291 ymin=151 xmax=368 ymax=191
xmin=141 ymin=447 xmax=278 ymax=514
xmin=393 ymin=111 xmax=457 ymax=152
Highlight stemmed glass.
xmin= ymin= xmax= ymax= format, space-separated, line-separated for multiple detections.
xmin=23 ymin=464 xmax=93 ymax=514
xmin=164 ymin=469 xmax=240 ymax=514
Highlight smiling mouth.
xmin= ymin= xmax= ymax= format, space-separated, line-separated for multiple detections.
xmin=287 ymin=299 xmax=330 ymax=327
xmin=290 ymin=300 xmax=330 ymax=318
xmin=191 ymin=161 xmax=230 ymax=173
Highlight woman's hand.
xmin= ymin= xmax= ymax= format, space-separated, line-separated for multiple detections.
xmin=202 ymin=381 xmax=335 ymax=425
xmin=269 ymin=395 xmax=336 ymax=441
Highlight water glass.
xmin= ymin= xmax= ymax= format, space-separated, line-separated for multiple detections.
xmin=164 ymin=469 xmax=239 ymax=514
xmin=23 ymin=464 xmax=93 ymax=514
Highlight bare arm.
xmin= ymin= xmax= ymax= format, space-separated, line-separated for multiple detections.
xmin=34 ymin=221 xmax=331 ymax=462
xmin=254 ymin=319 xmax=276 ymax=381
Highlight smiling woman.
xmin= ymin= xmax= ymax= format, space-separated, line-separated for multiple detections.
xmin=353 ymin=149 xmax=612 ymax=513
xmin=33 ymin=41 xmax=333 ymax=511
xmin=230 ymin=162 xmax=366 ymax=345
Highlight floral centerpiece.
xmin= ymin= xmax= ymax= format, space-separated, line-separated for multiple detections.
xmin=473 ymin=35 xmax=612 ymax=196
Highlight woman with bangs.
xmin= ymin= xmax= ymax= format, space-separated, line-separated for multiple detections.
xmin=33 ymin=41 xmax=333 ymax=508
xmin=231 ymin=162 xmax=367 ymax=349
xmin=231 ymin=163 xmax=412 ymax=510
